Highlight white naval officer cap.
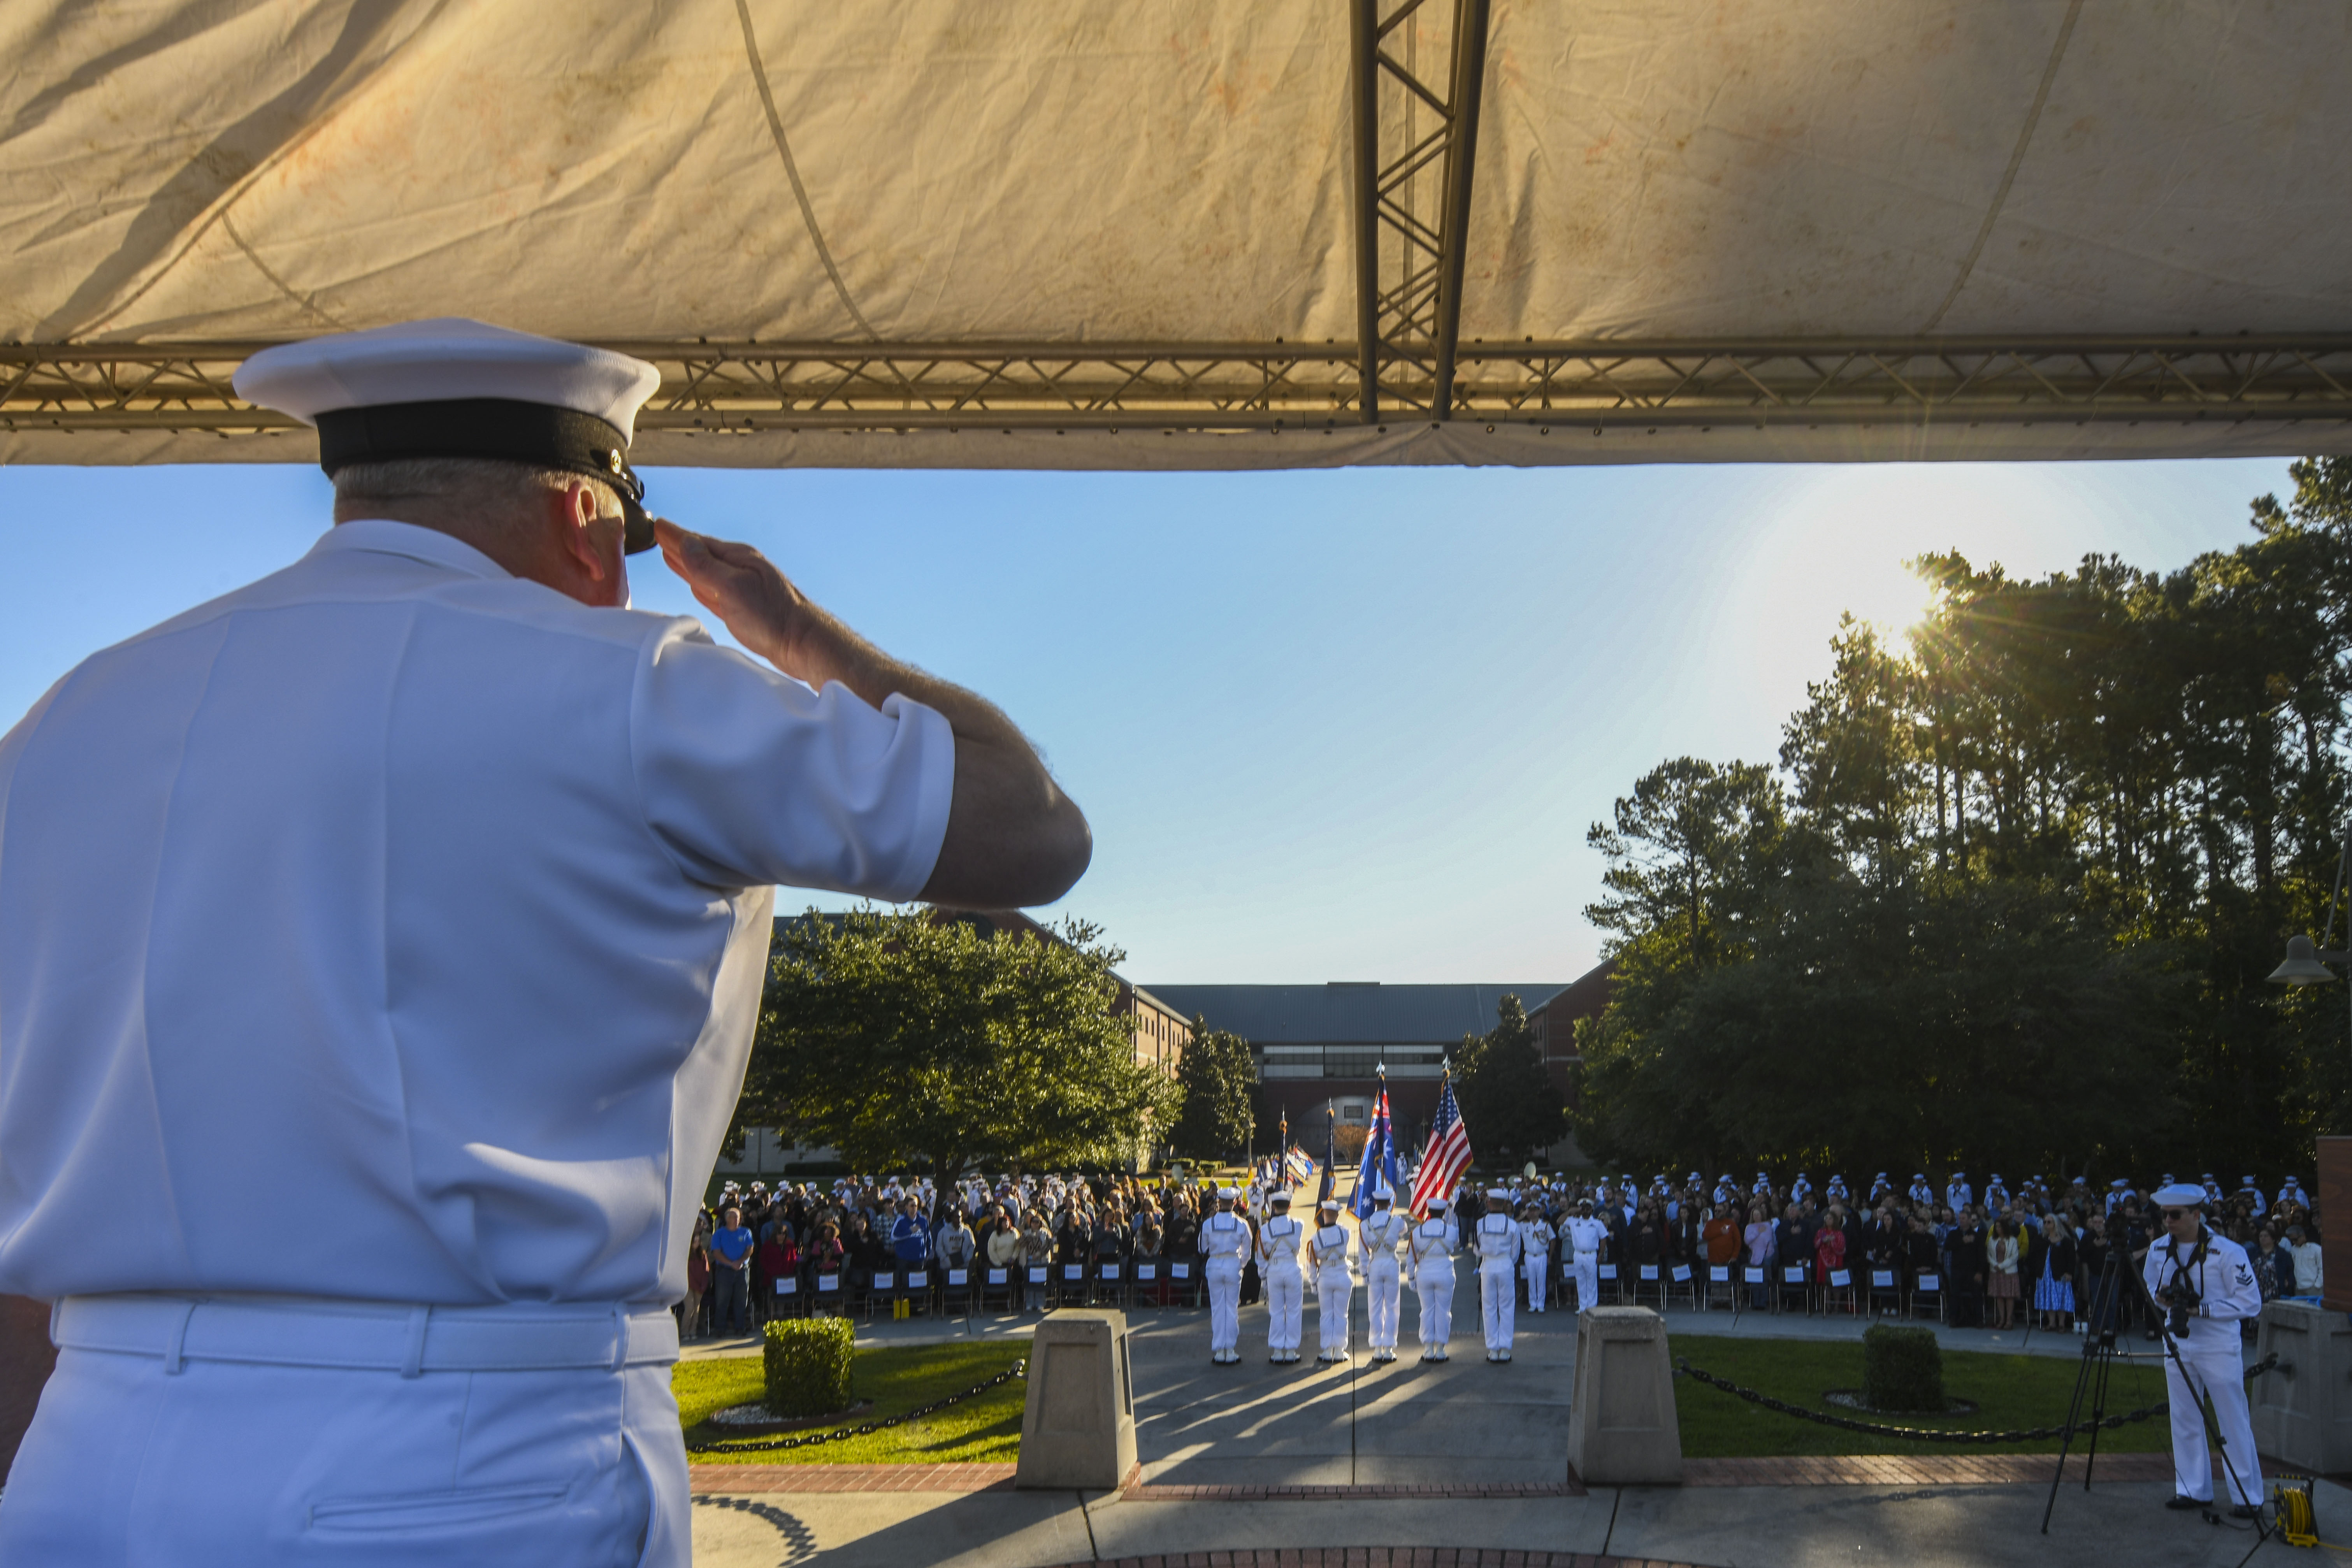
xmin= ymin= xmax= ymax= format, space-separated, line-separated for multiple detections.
xmin=1269 ymin=1188 xmax=1292 ymax=1206
xmin=2153 ymin=1183 xmax=2206 ymax=1207
xmin=1372 ymin=1182 xmax=1395 ymax=1203
xmin=1216 ymin=1186 xmax=1238 ymax=1201
xmin=234 ymin=318 xmax=665 ymax=554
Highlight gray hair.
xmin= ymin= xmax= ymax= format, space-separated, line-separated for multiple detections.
xmin=332 ymin=457 xmax=618 ymax=522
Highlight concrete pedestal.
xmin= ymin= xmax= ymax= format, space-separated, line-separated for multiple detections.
xmin=1564 ymin=1305 xmax=1681 ymax=1485
xmin=2254 ymin=1299 xmax=2352 ymax=1475
xmin=1015 ymin=1308 xmax=1136 ymax=1491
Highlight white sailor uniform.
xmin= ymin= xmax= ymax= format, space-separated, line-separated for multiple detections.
xmin=1410 ymin=1211 xmax=1457 ymax=1359
xmin=1358 ymin=1207 xmax=1409 ymax=1357
xmin=1519 ymin=1213 xmax=1556 ymax=1313
xmin=1473 ymin=1211 xmax=1522 ymax=1359
xmin=1200 ymin=1209 xmax=1254 ymax=1362
xmin=1564 ymin=1214 xmax=1606 ymax=1312
xmin=2144 ymin=1229 xmax=2265 ymax=1507
xmin=1311 ymin=1219 xmax=1355 ymax=1360
xmin=0 ymin=516 xmax=957 ymax=1562
xmin=1259 ymin=1210 xmax=1307 ymax=1361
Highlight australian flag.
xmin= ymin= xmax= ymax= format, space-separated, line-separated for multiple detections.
xmin=1352 ymin=1078 xmax=1400 ymax=1220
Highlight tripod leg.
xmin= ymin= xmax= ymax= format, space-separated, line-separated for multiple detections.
xmin=2043 ymin=1334 xmax=2104 ymax=1533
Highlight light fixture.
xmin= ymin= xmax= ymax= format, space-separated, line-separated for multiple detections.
xmin=2267 ymin=934 xmax=2343 ymax=987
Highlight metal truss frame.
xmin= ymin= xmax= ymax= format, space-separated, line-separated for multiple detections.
xmin=1349 ymin=0 xmax=1491 ymax=423
xmin=7 ymin=337 xmax=2352 ymax=438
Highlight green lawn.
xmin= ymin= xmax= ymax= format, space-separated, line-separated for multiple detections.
xmin=1670 ymin=1334 xmax=2174 ymax=1457
xmin=674 ymin=1340 xmax=1028 ymax=1466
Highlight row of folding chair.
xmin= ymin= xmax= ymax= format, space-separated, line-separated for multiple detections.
xmin=766 ymin=1258 xmax=1210 ymax=1319
xmin=1553 ymin=1260 xmax=1948 ymax=1319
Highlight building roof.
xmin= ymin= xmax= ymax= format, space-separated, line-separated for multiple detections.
xmin=1141 ymin=983 xmax=1565 ymax=1045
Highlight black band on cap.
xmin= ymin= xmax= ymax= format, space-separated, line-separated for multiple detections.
xmin=316 ymin=398 xmax=653 ymax=553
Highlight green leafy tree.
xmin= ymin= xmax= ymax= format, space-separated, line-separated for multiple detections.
xmin=1169 ymin=1018 xmax=1256 ymax=1161
xmin=1453 ymin=993 xmax=1567 ymax=1165
xmin=1575 ymin=456 xmax=2352 ymax=1177
xmin=733 ymin=908 xmax=1179 ymax=1177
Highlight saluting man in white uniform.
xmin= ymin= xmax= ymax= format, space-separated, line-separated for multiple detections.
xmin=1474 ymin=1191 xmax=1523 ymax=1363
xmin=1519 ymin=1202 xmax=1556 ymax=1314
xmin=1410 ymin=1197 xmax=1458 ymax=1361
xmin=1358 ymin=1183 xmax=1408 ymax=1363
xmin=1564 ymin=1199 xmax=1606 ymax=1313
xmin=2144 ymin=1182 xmax=2266 ymax=1517
xmin=1259 ymin=1189 xmax=1308 ymax=1363
xmin=0 ymin=321 xmax=1091 ymax=1568
xmin=1310 ymin=1196 xmax=1356 ymax=1363
xmin=1200 ymin=1187 xmax=1254 ymax=1365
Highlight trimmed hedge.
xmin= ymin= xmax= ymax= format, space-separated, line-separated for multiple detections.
xmin=763 ymin=1316 xmax=854 ymax=1417
xmin=1862 ymin=1324 xmax=1945 ymax=1413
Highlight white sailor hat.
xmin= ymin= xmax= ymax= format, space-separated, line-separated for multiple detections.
xmin=2153 ymin=1183 xmax=2206 ymax=1207
xmin=2242 ymin=1175 xmax=2259 ymax=1184
xmin=1317 ymin=1196 xmax=1340 ymax=1212
xmin=1429 ymin=1195 xmax=1450 ymax=1212
xmin=2108 ymin=1178 xmax=2129 ymax=1189
xmin=1269 ymin=1189 xmax=1293 ymax=1206
xmin=1372 ymin=1182 xmax=1395 ymax=1203
xmin=234 ymin=318 xmax=665 ymax=553
xmin=1216 ymin=1185 xmax=1238 ymax=1201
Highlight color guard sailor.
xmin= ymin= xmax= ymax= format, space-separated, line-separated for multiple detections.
xmin=1473 ymin=1190 xmax=1521 ymax=1362
xmin=1200 ymin=1187 xmax=1254 ymax=1364
xmin=2236 ymin=1176 xmax=2266 ymax=1218
xmin=1908 ymin=1173 xmax=1934 ymax=1206
xmin=2279 ymin=1175 xmax=2310 ymax=1211
xmin=1310 ymin=1196 xmax=1355 ymax=1363
xmin=2201 ymin=1173 xmax=2223 ymax=1206
xmin=1358 ymin=1182 xmax=1408 ymax=1362
xmin=1945 ymin=1172 xmax=1973 ymax=1211
xmin=1259 ymin=1189 xmax=1307 ymax=1363
xmin=1410 ymin=1196 xmax=1457 ymax=1361
xmin=1790 ymin=1171 xmax=1813 ymax=1205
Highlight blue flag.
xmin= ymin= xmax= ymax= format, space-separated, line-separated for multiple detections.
xmin=1352 ymin=1079 xmax=1401 ymax=1221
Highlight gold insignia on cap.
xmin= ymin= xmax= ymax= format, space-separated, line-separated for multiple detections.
xmin=607 ymin=449 xmax=624 ymax=473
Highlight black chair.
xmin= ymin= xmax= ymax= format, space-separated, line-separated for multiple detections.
xmin=1131 ymin=1257 xmax=1163 ymax=1308
xmin=1700 ymin=1262 xmax=1737 ymax=1311
xmin=809 ymin=1264 xmax=848 ymax=1318
xmin=903 ymin=1266 xmax=933 ymax=1317
xmin=1866 ymin=1265 xmax=1903 ymax=1317
xmin=1092 ymin=1257 xmax=1126 ymax=1308
xmin=941 ymin=1264 xmax=976 ymax=1317
xmin=1776 ymin=1260 xmax=1811 ymax=1314
xmin=1596 ymin=1261 xmax=1623 ymax=1304
xmin=1166 ymin=1259 xmax=1201 ymax=1307
xmin=1821 ymin=1264 xmax=1857 ymax=1316
xmin=1056 ymin=1261 xmax=1089 ymax=1308
xmin=1910 ymin=1268 xmax=1946 ymax=1322
xmin=1632 ymin=1262 xmax=1665 ymax=1308
xmin=864 ymin=1268 xmax=899 ymax=1321
xmin=768 ymin=1270 xmax=804 ymax=1320
xmin=979 ymin=1264 xmax=1014 ymax=1313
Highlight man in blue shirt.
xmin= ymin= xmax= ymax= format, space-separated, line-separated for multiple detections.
xmin=891 ymin=1197 xmax=931 ymax=1269
xmin=709 ymin=1206 xmax=754 ymax=1338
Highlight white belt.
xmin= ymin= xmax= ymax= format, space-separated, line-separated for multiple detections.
xmin=54 ymin=1292 xmax=680 ymax=1378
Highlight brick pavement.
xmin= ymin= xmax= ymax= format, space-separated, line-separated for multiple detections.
xmin=688 ymin=1463 xmax=1019 ymax=1494
xmin=1121 ymin=1480 xmax=1588 ymax=1501
xmin=1678 ymin=1452 xmax=2173 ymax=1486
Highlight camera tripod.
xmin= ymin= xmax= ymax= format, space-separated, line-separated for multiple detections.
xmin=2041 ymin=1238 xmax=2268 ymax=1546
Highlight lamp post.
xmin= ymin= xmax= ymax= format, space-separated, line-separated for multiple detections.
xmin=2270 ymin=828 xmax=2352 ymax=1316
xmin=2268 ymin=828 xmax=2352 ymax=1027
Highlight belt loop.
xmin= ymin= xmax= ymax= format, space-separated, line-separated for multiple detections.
xmin=401 ymin=1305 xmax=431 ymax=1378
xmin=610 ymin=1305 xmax=627 ymax=1373
xmin=163 ymin=1300 xmax=197 ymax=1376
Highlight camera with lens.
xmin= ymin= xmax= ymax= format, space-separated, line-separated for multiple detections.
xmin=2159 ymin=1275 xmax=2201 ymax=1338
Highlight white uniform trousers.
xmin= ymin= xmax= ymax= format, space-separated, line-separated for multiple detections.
xmin=2 ymin=1294 xmax=680 ymax=1568
xmin=1479 ymin=1260 xmax=1516 ymax=1352
xmin=1315 ymin=1266 xmax=1353 ymax=1356
xmin=1415 ymin=1262 xmax=1454 ymax=1350
xmin=1571 ymin=1256 xmax=1598 ymax=1312
xmin=2163 ymin=1335 xmax=2263 ymax=1505
xmin=1523 ymin=1252 xmax=1549 ymax=1313
xmin=1264 ymin=1268 xmax=1305 ymax=1352
xmin=1205 ymin=1257 xmax=1243 ymax=1353
xmin=1364 ymin=1256 xmax=1402 ymax=1349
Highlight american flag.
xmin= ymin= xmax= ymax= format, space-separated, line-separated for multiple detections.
xmin=1408 ymin=1077 xmax=1472 ymax=1218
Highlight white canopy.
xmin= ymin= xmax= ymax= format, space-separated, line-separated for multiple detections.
xmin=5 ymin=0 xmax=2349 ymax=469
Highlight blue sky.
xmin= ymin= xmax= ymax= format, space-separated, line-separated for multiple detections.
xmin=0 ymin=456 xmax=2298 ymax=985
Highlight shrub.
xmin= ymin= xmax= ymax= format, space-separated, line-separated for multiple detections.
xmin=1862 ymin=1324 xmax=1944 ymax=1412
xmin=763 ymin=1316 xmax=854 ymax=1417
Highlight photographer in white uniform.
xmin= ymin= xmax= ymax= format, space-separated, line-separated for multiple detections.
xmin=1409 ymin=1197 xmax=1458 ymax=1361
xmin=2143 ymin=1182 xmax=2264 ymax=1518
xmin=1201 ymin=1187 xmax=1254 ymax=1365
xmin=0 ymin=321 xmax=1091 ymax=1568
xmin=1357 ymin=1183 xmax=1408 ymax=1363
xmin=1519 ymin=1202 xmax=1556 ymax=1314
xmin=1258 ymin=1189 xmax=1307 ymax=1364
xmin=1563 ymin=1199 xmax=1607 ymax=1313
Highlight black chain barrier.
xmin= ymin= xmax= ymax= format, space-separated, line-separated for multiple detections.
xmin=1672 ymin=1352 xmax=2280 ymax=1447
xmin=685 ymin=1358 xmax=1028 ymax=1455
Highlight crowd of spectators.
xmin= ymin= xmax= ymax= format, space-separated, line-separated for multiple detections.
xmin=680 ymin=1169 xmax=1219 ymax=1340
xmin=680 ymin=1164 xmax=2323 ymax=1341
xmin=1457 ymin=1167 xmax=2322 ymax=1334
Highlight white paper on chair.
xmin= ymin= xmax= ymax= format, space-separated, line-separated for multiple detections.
xmin=1598 ymin=1264 xmax=1618 ymax=1279
xmin=1063 ymin=1264 xmax=1084 ymax=1281
xmin=1783 ymin=1266 xmax=1805 ymax=1284
xmin=775 ymin=1278 xmax=796 ymax=1295
xmin=1829 ymin=1269 xmax=1850 ymax=1287
xmin=1639 ymin=1264 xmax=1659 ymax=1280
xmin=817 ymin=1273 xmax=839 ymax=1291
xmin=1102 ymin=1264 xmax=1120 ymax=1279
xmin=1918 ymin=1273 xmax=1940 ymax=1291
xmin=1137 ymin=1264 xmax=1156 ymax=1279
xmin=908 ymin=1271 xmax=927 ymax=1288
xmin=1029 ymin=1268 xmax=1049 ymax=1283
xmin=873 ymin=1273 xmax=895 ymax=1290
xmin=1744 ymin=1267 xmax=1764 ymax=1283
xmin=1709 ymin=1266 xmax=1730 ymax=1282
xmin=1173 ymin=1263 xmax=1192 ymax=1278
xmin=987 ymin=1268 xmax=1008 ymax=1284
xmin=1872 ymin=1270 xmax=1895 ymax=1288
xmin=1672 ymin=1265 xmax=1692 ymax=1282
xmin=947 ymin=1270 xmax=968 ymax=1285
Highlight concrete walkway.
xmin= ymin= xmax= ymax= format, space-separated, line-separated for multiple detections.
xmin=688 ymin=1275 xmax=2244 ymax=1567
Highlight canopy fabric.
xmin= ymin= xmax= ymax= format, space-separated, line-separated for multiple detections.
xmin=4 ymin=0 xmax=2349 ymax=470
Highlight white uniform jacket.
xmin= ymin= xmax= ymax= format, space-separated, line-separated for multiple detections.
xmin=2143 ymin=1230 xmax=2262 ymax=1350
xmin=1473 ymin=1213 xmax=1521 ymax=1266
xmin=0 ymin=521 xmax=954 ymax=1306
xmin=1200 ymin=1212 xmax=1254 ymax=1265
